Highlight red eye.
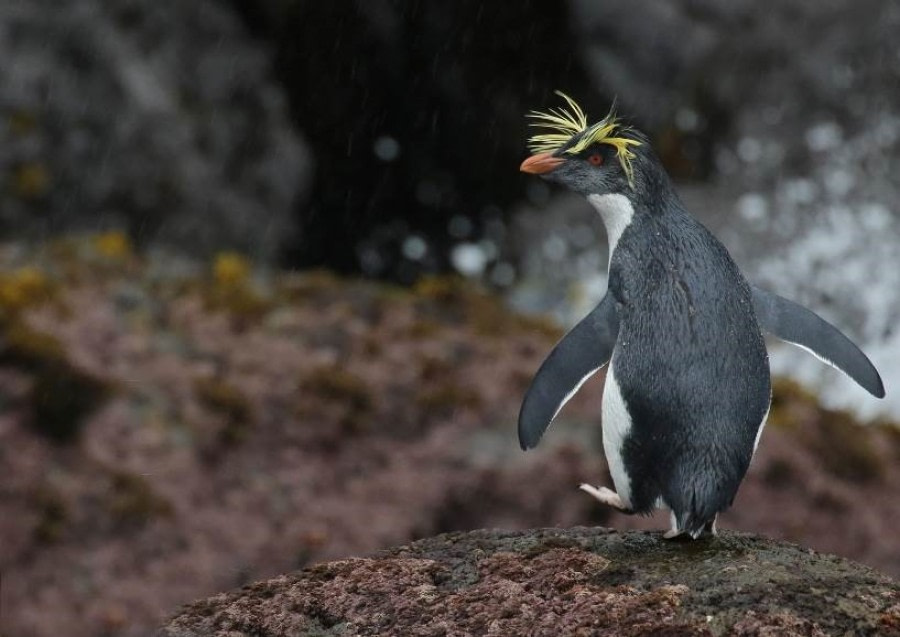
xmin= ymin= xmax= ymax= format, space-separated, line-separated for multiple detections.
xmin=588 ymin=153 xmax=603 ymax=166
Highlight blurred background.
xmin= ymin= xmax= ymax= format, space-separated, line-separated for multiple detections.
xmin=1 ymin=1 xmax=899 ymax=635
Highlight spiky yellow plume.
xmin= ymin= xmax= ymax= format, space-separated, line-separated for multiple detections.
xmin=527 ymin=91 xmax=642 ymax=187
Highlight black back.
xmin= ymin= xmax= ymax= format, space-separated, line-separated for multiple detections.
xmin=609 ymin=198 xmax=770 ymax=533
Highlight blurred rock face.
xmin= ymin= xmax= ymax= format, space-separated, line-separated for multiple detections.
xmin=235 ymin=0 xmax=588 ymax=282
xmin=0 ymin=0 xmax=310 ymax=259
xmin=513 ymin=0 xmax=900 ymax=418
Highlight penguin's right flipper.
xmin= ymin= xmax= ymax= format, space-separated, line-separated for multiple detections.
xmin=518 ymin=293 xmax=619 ymax=450
xmin=751 ymin=286 xmax=885 ymax=398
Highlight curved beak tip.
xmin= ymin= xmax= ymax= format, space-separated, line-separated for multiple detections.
xmin=520 ymin=152 xmax=564 ymax=175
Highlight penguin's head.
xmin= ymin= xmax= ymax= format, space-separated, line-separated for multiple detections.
xmin=520 ymin=92 xmax=645 ymax=199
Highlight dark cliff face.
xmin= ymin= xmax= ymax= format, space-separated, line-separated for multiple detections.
xmin=234 ymin=0 xmax=591 ymax=281
xmin=158 ymin=527 xmax=900 ymax=637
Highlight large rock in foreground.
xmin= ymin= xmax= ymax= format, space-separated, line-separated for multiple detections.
xmin=159 ymin=527 xmax=900 ymax=636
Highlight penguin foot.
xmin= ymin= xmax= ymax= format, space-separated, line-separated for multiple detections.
xmin=703 ymin=515 xmax=718 ymax=537
xmin=579 ymin=484 xmax=626 ymax=510
xmin=664 ymin=513 xmax=719 ymax=540
xmin=663 ymin=511 xmax=683 ymax=539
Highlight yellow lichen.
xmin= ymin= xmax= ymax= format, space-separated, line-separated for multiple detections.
xmin=206 ymin=252 xmax=270 ymax=322
xmin=413 ymin=275 xmax=472 ymax=304
xmin=767 ymin=377 xmax=819 ymax=429
xmin=93 ymin=231 xmax=133 ymax=260
xmin=0 ymin=267 xmax=55 ymax=314
xmin=213 ymin=252 xmax=252 ymax=287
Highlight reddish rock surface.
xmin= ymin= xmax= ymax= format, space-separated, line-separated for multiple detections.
xmin=1 ymin=240 xmax=899 ymax=637
xmin=158 ymin=527 xmax=900 ymax=637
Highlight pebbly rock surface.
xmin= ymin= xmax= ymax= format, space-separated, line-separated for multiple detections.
xmin=158 ymin=527 xmax=900 ymax=637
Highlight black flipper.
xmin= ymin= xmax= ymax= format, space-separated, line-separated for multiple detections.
xmin=751 ymin=286 xmax=885 ymax=398
xmin=518 ymin=293 xmax=619 ymax=450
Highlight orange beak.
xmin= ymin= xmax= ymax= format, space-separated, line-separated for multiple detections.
xmin=520 ymin=152 xmax=564 ymax=175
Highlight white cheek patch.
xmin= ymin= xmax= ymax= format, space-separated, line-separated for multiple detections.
xmin=587 ymin=193 xmax=635 ymax=264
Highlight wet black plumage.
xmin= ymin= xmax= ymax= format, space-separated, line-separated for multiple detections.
xmin=518 ymin=93 xmax=884 ymax=538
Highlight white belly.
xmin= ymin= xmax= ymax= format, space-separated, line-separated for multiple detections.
xmin=602 ymin=363 xmax=633 ymax=509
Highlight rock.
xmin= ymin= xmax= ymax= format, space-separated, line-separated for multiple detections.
xmin=0 ymin=0 xmax=310 ymax=260
xmin=158 ymin=527 xmax=900 ymax=636
xmin=3 ymin=252 xmax=898 ymax=637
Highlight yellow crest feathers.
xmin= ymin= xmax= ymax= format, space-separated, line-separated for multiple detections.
xmin=526 ymin=91 xmax=642 ymax=187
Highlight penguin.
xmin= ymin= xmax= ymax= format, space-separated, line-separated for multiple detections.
xmin=518 ymin=92 xmax=885 ymax=539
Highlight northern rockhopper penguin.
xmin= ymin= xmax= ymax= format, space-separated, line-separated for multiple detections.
xmin=518 ymin=92 xmax=885 ymax=539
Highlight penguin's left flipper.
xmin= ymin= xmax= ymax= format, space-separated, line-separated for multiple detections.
xmin=751 ymin=286 xmax=885 ymax=398
xmin=518 ymin=293 xmax=619 ymax=450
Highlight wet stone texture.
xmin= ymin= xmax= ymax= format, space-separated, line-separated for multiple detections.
xmin=159 ymin=527 xmax=900 ymax=637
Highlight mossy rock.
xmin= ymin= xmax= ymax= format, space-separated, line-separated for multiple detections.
xmin=415 ymin=382 xmax=483 ymax=416
xmin=0 ymin=266 xmax=56 ymax=316
xmin=1 ymin=322 xmax=110 ymax=442
xmin=813 ymin=409 xmax=885 ymax=484
xmin=29 ymin=365 xmax=110 ymax=442
xmin=194 ymin=376 xmax=254 ymax=444
xmin=411 ymin=275 xmax=560 ymax=340
xmin=32 ymin=486 xmax=68 ymax=543
xmin=767 ymin=377 xmax=820 ymax=430
xmin=159 ymin=527 xmax=900 ymax=636
xmin=105 ymin=471 xmax=174 ymax=527
xmin=203 ymin=252 xmax=272 ymax=324
xmin=300 ymin=365 xmax=372 ymax=415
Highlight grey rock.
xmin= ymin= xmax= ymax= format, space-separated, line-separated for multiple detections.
xmin=0 ymin=0 xmax=311 ymax=260
xmin=158 ymin=527 xmax=900 ymax=636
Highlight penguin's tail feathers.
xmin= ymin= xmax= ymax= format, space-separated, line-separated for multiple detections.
xmin=669 ymin=486 xmax=726 ymax=539
xmin=677 ymin=510 xmax=716 ymax=540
